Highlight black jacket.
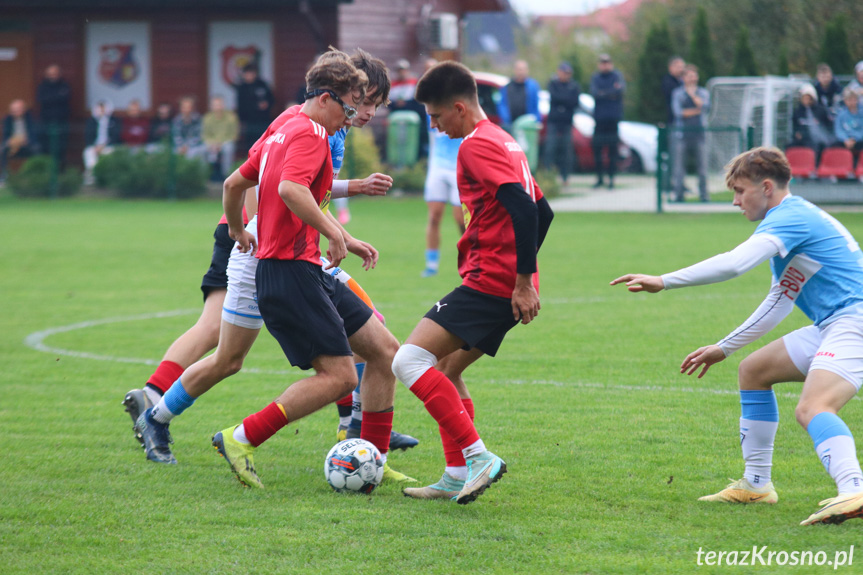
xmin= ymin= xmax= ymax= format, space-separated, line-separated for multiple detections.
xmin=37 ymin=79 xmax=71 ymax=123
xmin=235 ymin=79 xmax=274 ymax=124
xmin=546 ymin=77 xmax=581 ymax=126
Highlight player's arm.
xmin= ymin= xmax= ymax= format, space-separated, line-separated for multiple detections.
xmin=223 ymin=169 xmax=258 ymax=254
xmin=536 ymin=196 xmax=554 ymax=251
xmin=681 ymin=279 xmax=794 ymax=378
xmin=496 ymin=182 xmax=541 ymax=324
xmin=610 ymin=233 xmax=780 ymax=293
xmin=331 ymin=173 xmax=393 ymax=199
xmin=278 ymin=179 xmax=347 ymax=267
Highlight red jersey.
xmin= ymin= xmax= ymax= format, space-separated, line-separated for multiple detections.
xmin=238 ymin=112 xmax=332 ymax=263
xmin=456 ymin=119 xmax=543 ymax=299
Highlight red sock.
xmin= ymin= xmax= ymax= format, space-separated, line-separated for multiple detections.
xmin=411 ymin=368 xmax=479 ymax=449
xmin=146 ymin=361 xmax=184 ymax=395
xmin=361 ymin=410 xmax=393 ymax=455
xmin=336 ymin=394 xmax=353 ymax=407
xmin=441 ymin=398 xmax=475 ymax=467
xmin=242 ymin=402 xmax=288 ymax=447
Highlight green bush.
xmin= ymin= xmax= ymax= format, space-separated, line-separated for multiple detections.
xmin=533 ymin=168 xmax=562 ymax=199
xmin=340 ymin=127 xmax=383 ymax=180
xmin=93 ymin=145 xmax=208 ymax=199
xmin=389 ymin=159 xmax=428 ymax=193
xmin=7 ymin=155 xmax=82 ymax=198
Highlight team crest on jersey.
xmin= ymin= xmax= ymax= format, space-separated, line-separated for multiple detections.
xmin=99 ymin=44 xmax=139 ymax=87
xmin=462 ymin=202 xmax=471 ymax=228
xmin=320 ymin=189 xmax=332 ymax=214
xmin=221 ymin=46 xmax=261 ymax=85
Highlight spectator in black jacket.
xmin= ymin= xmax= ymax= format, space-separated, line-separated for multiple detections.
xmin=814 ymin=63 xmax=842 ymax=119
xmin=1 ymin=99 xmax=40 ymax=181
xmin=544 ymin=62 xmax=580 ymax=183
xmin=36 ymin=64 xmax=71 ymax=167
xmin=661 ymin=56 xmax=685 ymax=125
xmin=590 ymin=54 xmax=625 ymax=189
xmin=234 ymin=64 xmax=274 ymax=154
xmin=791 ymin=84 xmax=835 ymax=160
xmin=148 ymin=102 xmax=174 ymax=148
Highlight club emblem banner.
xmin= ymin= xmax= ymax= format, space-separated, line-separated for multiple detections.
xmin=208 ymin=22 xmax=273 ymax=110
xmin=86 ymin=22 xmax=151 ymax=110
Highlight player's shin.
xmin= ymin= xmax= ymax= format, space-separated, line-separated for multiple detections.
xmin=808 ymin=412 xmax=863 ymax=494
xmin=740 ymin=390 xmax=779 ymax=486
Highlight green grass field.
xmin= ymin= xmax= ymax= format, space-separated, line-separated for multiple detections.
xmin=2 ymin=193 xmax=861 ymax=574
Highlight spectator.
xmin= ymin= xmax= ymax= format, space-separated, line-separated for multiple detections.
xmin=791 ymin=84 xmax=835 ymax=160
xmin=671 ymin=65 xmax=710 ymax=202
xmin=1 ymin=99 xmax=39 ymax=181
xmin=148 ymin=102 xmax=173 ymax=147
xmin=661 ymin=56 xmax=685 ymax=125
xmin=834 ymin=87 xmax=863 ymax=161
xmin=497 ymin=59 xmax=540 ymax=129
xmin=847 ymin=61 xmax=863 ymax=101
xmin=234 ymin=64 xmax=274 ymax=154
xmin=36 ymin=63 xmax=71 ymax=167
xmin=83 ymin=100 xmax=121 ymax=179
xmin=814 ymin=63 xmax=842 ymax=117
xmin=590 ymin=53 xmax=625 ymax=190
xmin=202 ymin=95 xmax=239 ymax=180
xmin=172 ymin=96 xmax=205 ymax=159
xmin=120 ymin=99 xmax=151 ymax=149
xmin=390 ymin=59 xmax=428 ymax=160
xmin=544 ymin=61 xmax=580 ymax=184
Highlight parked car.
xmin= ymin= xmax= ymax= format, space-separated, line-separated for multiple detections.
xmin=474 ymin=71 xmax=657 ymax=173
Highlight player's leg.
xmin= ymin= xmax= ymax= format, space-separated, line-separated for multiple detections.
xmin=334 ymin=196 xmax=350 ymax=225
xmin=403 ymin=348 xmax=483 ymax=500
xmin=423 ymin=201 xmax=446 ymax=277
xmin=451 ymin=204 xmax=466 ymax=236
xmin=592 ymin=140 xmax=604 ymax=187
xmin=213 ymin=354 xmax=357 ymax=488
xmin=699 ymin=334 xmax=808 ymax=504
xmin=797 ymin=318 xmax=863 ymax=525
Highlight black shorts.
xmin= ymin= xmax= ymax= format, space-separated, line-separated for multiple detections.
xmin=256 ymin=259 xmax=373 ymax=370
xmin=424 ymin=285 xmax=518 ymax=357
xmin=200 ymin=223 xmax=233 ymax=301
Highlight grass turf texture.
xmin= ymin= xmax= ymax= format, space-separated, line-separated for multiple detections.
xmin=2 ymin=193 xmax=862 ymax=574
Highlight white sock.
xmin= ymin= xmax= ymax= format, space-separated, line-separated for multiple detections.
xmin=144 ymin=386 xmax=162 ymax=406
xmin=380 ymin=452 xmax=387 ymax=465
xmin=815 ymin=435 xmax=863 ymax=494
xmin=462 ymin=439 xmax=486 ymax=460
xmin=445 ymin=466 xmax=467 ymax=481
xmin=151 ymin=397 xmax=176 ymax=424
xmin=233 ymin=424 xmax=251 ymax=445
xmin=352 ymin=388 xmax=362 ymax=421
xmin=740 ymin=418 xmax=778 ymax=486
xmin=338 ymin=415 xmax=351 ymax=428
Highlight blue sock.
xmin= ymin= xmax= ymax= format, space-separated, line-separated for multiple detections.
xmin=740 ymin=390 xmax=779 ymax=422
xmin=161 ymin=378 xmax=196 ymax=417
xmin=425 ymin=249 xmax=440 ymax=270
xmin=739 ymin=390 xmax=779 ymax=485
xmin=807 ymin=412 xmax=863 ymax=493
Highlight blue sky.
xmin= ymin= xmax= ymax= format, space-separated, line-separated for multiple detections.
xmin=507 ymin=0 xmax=626 ymax=16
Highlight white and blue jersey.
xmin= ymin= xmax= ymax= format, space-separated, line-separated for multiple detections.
xmin=756 ymin=195 xmax=863 ymax=326
xmin=329 ymin=128 xmax=347 ymax=178
xmin=428 ymin=117 xmax=461 ymax=173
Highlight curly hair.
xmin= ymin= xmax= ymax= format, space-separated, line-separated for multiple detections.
xmin=725 ymin=146 xmax=791 ymax=189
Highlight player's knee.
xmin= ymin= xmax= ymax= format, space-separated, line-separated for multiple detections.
xmin=363 ymin=325 xmax=399 ymax=363
xmin=737 ymin=354 xmax=772 ymax=390
xmin=220 ymin=356 xmax=245 ymax=378
xmin=392 ymin=344 xmax=437 ymax=388
xmin=794 ymin=400 xmax=827 ymax=429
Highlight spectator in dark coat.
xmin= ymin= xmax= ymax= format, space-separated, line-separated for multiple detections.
xmin=590 ymin=54 xmax=625 ymax=189
xmin=234 ymin=64 xmax=274 ymax=154
xmin=36 ymin=64 xmax=71 ymax=167
xmin=497 ymin=59 xmax=541 ymax=130
xmin=148 ymin=102 xmax=174 ymax=147
xmin=661 ymin=56 xmax=685 ymax=125
xmin=1 ymin=99 xmax=40 ymax=180
xmin=544 ymin=62 xmax=580 ymax=183
xmin=791 ymin=84 xmax=835 ymax=160
xmin=814 ymin=63 xmax=842 ymax=119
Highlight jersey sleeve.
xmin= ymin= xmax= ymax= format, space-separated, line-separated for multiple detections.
xmin=459 ymin=136 xmax=520 ymax=195
xmin=755 ymin=210 xmax=808 ymax=257
xmin=329 ymin=130 xmax=346 ymax=178
xmin=280 ymin=130 xmax=329 ymax=188
xmin=239 ymin=145 xmax=261 ymax=182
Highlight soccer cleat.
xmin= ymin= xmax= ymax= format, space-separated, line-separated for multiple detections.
xmin=403 ymin=472 xmax=464 ymax=500
xmin=382 ymin=462 xmax=417 ymax=483
xmin=421 ymin=267 xmax=438 ymax=278
xmin=346 ymin=426 xmax=420 ymax=451
xmin=698 ymin=478 xmax=778 ymax=504
xmin=123 ymin=388 xmax=153 ymax=446
xmin=136 ymin=408 xmax=176 ymax=464
xmin=800 ymin=492 xmax=863 ymax=525
xmin=336 ymin=425 xmax=348 ymax=442
xmin=211 ymin=425 xmax=263 ymax=489
xmin=456 ymin=450 xmax=507 ymax=505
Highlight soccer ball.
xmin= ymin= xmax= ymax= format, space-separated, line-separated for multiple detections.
xmin=324 ymin=439 xmax=384 ymax=494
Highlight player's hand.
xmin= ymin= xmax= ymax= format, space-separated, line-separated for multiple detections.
xmin=680 ymin=345 xmax=726 ymax=378
xmin=609 ymin=273 xmax=664 ymax=293
xmin=357 ymin=173 xmax=393 ymax=196
xmin=231 ymin=228 xmax=257 ymax=256
xmin=324 ymin=232 xmax=347 ymax=269
xmin=511 ymin=277 xmax=540 ymax=324
xmin=346 ymin=238 xmax=378 ymax=270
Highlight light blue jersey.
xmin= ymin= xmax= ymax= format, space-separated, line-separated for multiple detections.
xmin=428 ymin=117 xmax=461 ymax=172
xmin=329 ymin=128 xmax=347 ymax=177
xmin=755 ymin=195 xmax=863 ymax=326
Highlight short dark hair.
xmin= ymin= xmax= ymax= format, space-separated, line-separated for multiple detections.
xmin=415 ymin=61 xmax=477 ymax=106
xmin=725 ymin=147 xmax=791 ymax=189
xmin=352 ymin=48 xmax=391 ymax=106
xmin=306 ymin=48 xmax=368 ymax=101
xmin=242 ymin=64 xmax=258 ymax=74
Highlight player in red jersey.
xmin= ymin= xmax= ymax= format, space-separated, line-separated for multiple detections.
xmin=208 ymin=50 xmax=401 ymax=489
xmin=394 ymin=61 xmax=554 ymax=504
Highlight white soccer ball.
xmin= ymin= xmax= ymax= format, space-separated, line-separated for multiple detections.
xmin=324 ymin=438 xmax=384 ymax=494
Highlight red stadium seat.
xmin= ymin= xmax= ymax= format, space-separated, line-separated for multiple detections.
xmin=816 ymin=148 xmax=854 ymax=179
xmin=857 ymin=151 xmax=863 ymax=178
xmin=785 ymin=147 xmax=816 ymax=179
